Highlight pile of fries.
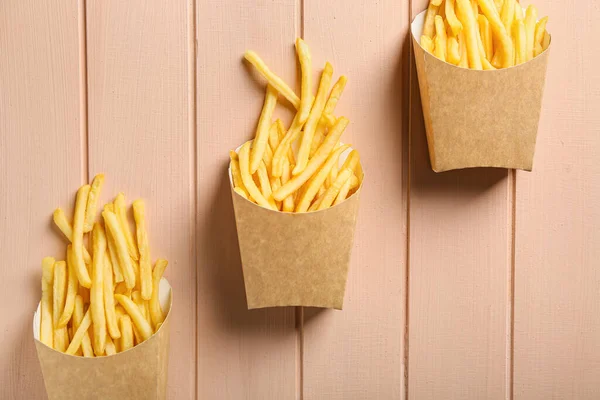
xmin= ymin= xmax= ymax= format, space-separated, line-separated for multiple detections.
xmin=230 ymin=38 xmax=363 ymax=213
xmin=420 ymin=0 xmax=550 ymax=69
xmin=40 ymin=174 xmax=168 ymax=357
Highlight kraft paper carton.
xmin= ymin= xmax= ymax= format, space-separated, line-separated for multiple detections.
xmin=33 ymin=278 xmax=172 ymax=400
xmin=411 ymin=10 xmax=551 ymax=172
xmin=230 ymin=145 xmax=362 ymax=310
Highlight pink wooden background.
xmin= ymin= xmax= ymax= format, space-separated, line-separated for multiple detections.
xmin=1 ymin=0 xmax=598 ymax=399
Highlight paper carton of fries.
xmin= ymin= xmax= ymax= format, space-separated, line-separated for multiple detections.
xmin=33 ymin=279 xmax=172 ymax=400
xmin=412 ymin=1 xmax=551 ymax=172
xmin=230 ymin=147 xmax=362 ymax=309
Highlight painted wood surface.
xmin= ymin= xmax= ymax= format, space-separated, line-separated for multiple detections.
xmin=1 ymin=1 xmax=599 ymax=399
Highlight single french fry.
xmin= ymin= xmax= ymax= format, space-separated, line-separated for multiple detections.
xmin=476 ymin=26 xmax=496 ymax=69
xmin=132 ymin=291 xmax=150 ymax=327
xmin=423 ymin=2 xmax=440 ymax=38
xmin=478 ymin=15 xmax=494 ymax=59
xmin=524 ymin=5 xmax=537 ymax=61
xmin=471 ymin=0 xmax=479 ymax=17
xmin=58 ymin=245 xmax=79 ymax=328
xmin=456 ymin=0 xmax=483 ymax=69
xmin=308 ymin=195 xmax=323 ymax=212
xmin=280 ymin=159 xmax=295 ymax=212
xmin=72 ymin=185 xmax=92 ymax=288
xmin=477 ymin=0 xmax=513 ymax=68
xmin=262 ymin=142 xmax=274 ymax=171
xmin=534 ymin=16 xmax=548 ymax=48
xmin=318 ymin=168 xmax=354 ymax=210
xmin=104 ymin=254 xmax=120 ymax=339
xmin=271 ymin=111 xmax=304 ymax=178
xmin=294 ymin=62 xmax=333 ymax=175
xmin=446 ymin=0 xmax=463 ymax=35
xmin=238 ymin=141 xmax=274 ymax=209
xmin=65 ymin=308 xmax=92 ymax=355
xmin=103 ymin=210 xmax=136 ymax=288
xmin=53 ymin=209 xmax=92 ymax=264
xmin=310 ymin=75 xmax=348 ymax=158
xmin=274 ymin=117 xmax=349 ymax=202
xmin=229 ymin=153 xmax=248 ymax=196
xmin=90 ymin=223 xmax=107 ymax=356
xmin=119 ymin=315 xmax=134 ymax=352
xmin=84 ymin=174 xmax=105 ymax=233
xmin=104 ymin=215 xmax=124 ymax=284
xmin=52 ymin=261 xmax=68 ymax=352
xmin=268 ymin=121 xmax=281 ymax=150
xmin=333 ymin=174 xmax=354 ymax=206
xmin=317 ymin=183 xmax=327 ymax=198
xmin=150 ymin=259 xmax=168 ymax=329
xmin=105 ymin=335 xmax=117 ymax=356
xmin=500 ymin=0 xmax=514 ymax=32
xmin=447 ymin=36 xmax=461 ymax=65
xmin=73 ymin=295 xmax=93 ymax=357
xmin=421 ymin=35 xmax=434 ymax=53
xmin=114 ymin=193 xmax=139 ymax=261
xmin=513 ymin=19 xmax=526 ymax=65
xmin=294 ymin=144 xmax=351 ymax=212
xmin=256 ymin=161 xmax=277 ymax=209
xmin=132 ymin=258 xmax=141 ymax=291
xmin=329 ymin=160 xmax=339 ymax=187
xmin=542 ymin=30 xmax=550 ymax=51
xmin=250 ymin=84 xmax=278 ymax=173
xmin=115 ymin=295 xmax=153 ymax=341
xmin=132 ymin=200 xmax=152 ymax=300
xmin=433 ymin=16 xmax=448 ymax=62
xmin=295 ymin=38 xmax=312 ymax=125
xmin=458 ymin=31 xmax=469 ymax=67
xmin=270 ymin=176 xmax=283 ymax=210
xmin=514 ymin=3 xmax=523 ymax=21
xmin=40 ymin=257 xmax=55 ymax=348
xmin=244 ymin=50 xmax=300 ymax=109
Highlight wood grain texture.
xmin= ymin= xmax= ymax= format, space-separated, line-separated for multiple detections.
xmin=196 ymin=1 xmax=297 ymax=399
xmin=513 ymin=1 xmax=600 ymax=399
xmin=408 ymin=1 xmax=510 ymax=399
xmin=302 ymin=1 xmax=409 ymax=399
xmin=0 ymin=1 xmax=83 ymax=399
xmin=85 ymin=1 xmax=196 ymax=398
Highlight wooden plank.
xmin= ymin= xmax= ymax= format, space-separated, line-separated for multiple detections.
xmin=85 ymin=1 xmax=196 ymax=398
xmin=513 ymin=1 xmax=600 ymax=399
xmin=196 ymin=1 xmax=298 ymax=399
xmin=408 ymin=1 xmax=510 ymax=399
xmin=302 ymin=1 xmax=409 ymax=399
xmin=0 ymin=1 xmax=83 ymax=398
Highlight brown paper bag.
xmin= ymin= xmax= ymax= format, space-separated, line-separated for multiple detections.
xmin=411 ymin=10 xmax=551 ymax=172
xmin=230 ymin=146 xmax=362 ymax=310
xmin=33 ymin=279 xmax=172 ymax=400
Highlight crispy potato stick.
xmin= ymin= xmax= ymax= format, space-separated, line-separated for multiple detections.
xmin=65 ymin=308 xmax=92 ymax=355
xmin=423 ymin=2 xmax=440 ymax=38
xmin=132 ymin=200 xmax=152 ymax=300
xmin=294 ymin=145 xmax=351 ymax=212
xmin=294 ymin=62 xmax=333 ymax=175
xmin=52 ymin=261 xmax=68 ymax=352
xmin=72 ymin=185 xmax=92 ymax=288
xmin=295 ymin=38 xmax=312 ymax=124
xmin=333 ymin=174 xmax=354 ymax=206
xmin=280 ymin=159 xmax=295 ymax=212
xmin=433 ymin=16 xmax=448 ymax=61
xmin=513 ymin=19 xmax=526 ymax=65
xmin=500 ymin=0 xmax=514 ymax=32
xmin=256 ymin=161 xmax=277 ymax=209
xmin=104 ymin=255 xmax=120 ymax=339
xmin=91 ymin=223 xmax=107 ymax=356
xmin=329 ymin=160 xmax=339 ymax=185
xmin=542 ymin=30 xmax=550 ymax=51
xmin=271 ymin=111 xmax=304 ymax=178
xmin=132 ymin=258 xmax=141 ymax=291
xmin=150 ymin=259 xmax=168 ymax=329
xmin=268 ymin=121 xmax=281 ymax=150
xmin=514 ymin=4 xmax=523 ymax=21
xmin=534 ymin=43 xmax=543 ymax=57
xmin=103 ymin=210 xmax=136 ymax=288
xmin=250 ymin=84 xmax=278 ymax=173
xmin=524 ymin=5 xmax=537 ymax=61
xmin=318 ymin=168 xmax=354 ymax=210
xmin=73 ymin=295 xmax=93 ymax=357
xmin=447 ymin=36 xmax=461 ymax=65
xmin=308 ymin=195 xmax=323 ymax=212
xmin=262 ymin=142 xmax=274 ymax=171
xmin=114 ymin=193 xmax=139 ymax=261
xmin=58 ymin=245 xmax=79 ymax=328
xmin=105 ymin=336 xmax=117 ymax=356
xmin=115 ymin=295 xmax=153 ymax=341
xmin=317 ymin=183 xmax=327 ymax=198
xmin=421 ymin=35 xmax=434 ymax=53
xmin=119 ymin=315 xmax=134 ymax=352
xmin=274 ymin=119 xmax=297 ymax=165
xmin=53 ymin=209 xmax=92 ymax=264
xmin=234 ymin=187 xmax=249 ymax=199
xmin=477 ymin=0 xmax=513 ymax=67
xmin=244 ymin=50 xmax=300 ymax=109
xmin=270 ymin=176 xmax=283 ymax=210
xmin=238 ymin=141 xmax=274 ymax=209
xmin=340 ymin=149 xmax=360 ymax=173
xmin=84 ymin=174 xmax=105 ymax=233
xmin=534 ymin=16 xmax=548 ymax=49
xmin=478 ymin=15 xmax=494 ymax=59
xmin=274 ymin=117 xmax=349 ymax=202
xmin=115 ymin=281 xmax=133 ymax=297
xmin=132 ymin=291 xmax=150 ymax=327
xmin=229 ymin=153 xmax=248 ymax=196
xmin=40 ymin=257 xmax=55 ymax=347
xmin=105 ymin=223 xmax=124 ymax=283
xmin=446 ymin=0 xmax=463 ymax=35
xmin=456 ymin=0 xmax=483 ymax=69
xmin=458 ymin=31 xmax=469 ymax=67
xmin=310 ymin=76 xmax=348 ymax=158
xmin=476 ymin=28 xmax=496 ymax=69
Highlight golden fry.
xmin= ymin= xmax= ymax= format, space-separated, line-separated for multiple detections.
xmin=423 ymin=2 xmax=440 ymax=38
xmin=239 ymin=141 xmax=274 ymax=209
xmin=281 ymin=159 xmax=295 ymax=212
xmin=40 ymin=257 xmax=55 ymax=348
xmin=500 ymin=0 xmax=514 ymax=32
xmin=262 ymin=142 xmax=274 ymax=170
xmin=53 ymin=208 xmax=92 ymax=264
xmin=273 ymin=117 xmax=349 ymax=202
xmin=132 ymin=200 xmax=152 ymax=300
xmin=310 ymin=75 xmax=348 ymax=158
xmin=114 ymin=193 xmax=139 ymax=261
xmin=318 ymin=168 xmax=354 ymax=210
xmin=150 ymin=259 xmax=168 ymax=329
xmin=514 ymin=4 xmax=523 ymax=21
xmin=229 ymin=153 xmax=248 ymax=196
xmin=524 ymin=5 xmax=537 ymax=61
xmin=268 ymin=121 xmax=281 ymax=150
xmin=105 ymin=220 xmax=124 ymax=283
xmin=513 ymin=19 xmax=526 ymax=65
xmin=542 ymin=30 xmax=550 ymax=51
xmin=91 ymin=223 xmax=107 ymax=356
xmin=105 ymin=335 xmax=117 ymax=356
xmin=494 ymin=0 xmax=504 ymax=12
xmin=433 ymin=16 xmax=447 ymax=62
xmin=244 ymin=50 xmax=300 ymax=109
xmin=477 ymin=0 xmax=513 ymax=68
xmin=115 ymin=295 xmax=153 ymax=342
xmin=73 ymin=295 xmax=93 ymax=357
xmin=271 ymin=111 xmax=304 ymax=178
xmin=72 ymin=185 xmax=92 ymax=288
xmin=256 ymin=161 xmax=277 ymax=209
xmin=65 ymin=308 xmax=92 ymax=355
xmin=119 ymin=315 xmax=134 ymax=352
xmin=104 ymin=254 xmax=121 ymax=339
xmin=458 ymin=31 xmax=469 ymax=68
xmin=421 ymin=35 xmax=434 ymax=53
xmin=58 ymin=245 xmax=78 ymax=328
xmin=478 ymin=15 xmax=494 ymax=59
xmin=333 ymin=174 xmax=354 ymax=206
xmin=295 ymin=38 xmax=312 ymax=124
xmin=132 ymin=291 xmax=150 ymax=329
xmin=52 ymin=261 xmax=68 ymax=352
xmin=103 ymin=210 xmax=136 ymax=289
xmin=445 ymin=0 xmax=463 ymax=35
xmin=84 ymin=173 xmax=105 ymax=233
xmin=447 ymin=36 xmax=461 ymax=65
xmin=534 ymin=16 xmax=548 ymax=48
xmin=250 ymin=84 xmax=278 ymax=173
xmin=270 ymin=176 xmax=283 ymax=211
xmin=456 ymin=0 xmax=483 ymax=69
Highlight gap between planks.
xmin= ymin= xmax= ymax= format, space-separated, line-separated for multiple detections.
xmin=78 ymin=0 xmax=89 ymax=183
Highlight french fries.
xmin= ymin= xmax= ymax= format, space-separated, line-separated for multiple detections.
xmin=250 ymin=85 xmax=278 ymax=173
xmin=421 ymin=0 xmax=549 ymax=69
xmin=38 ymin=175 xmax=169 ymax=356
